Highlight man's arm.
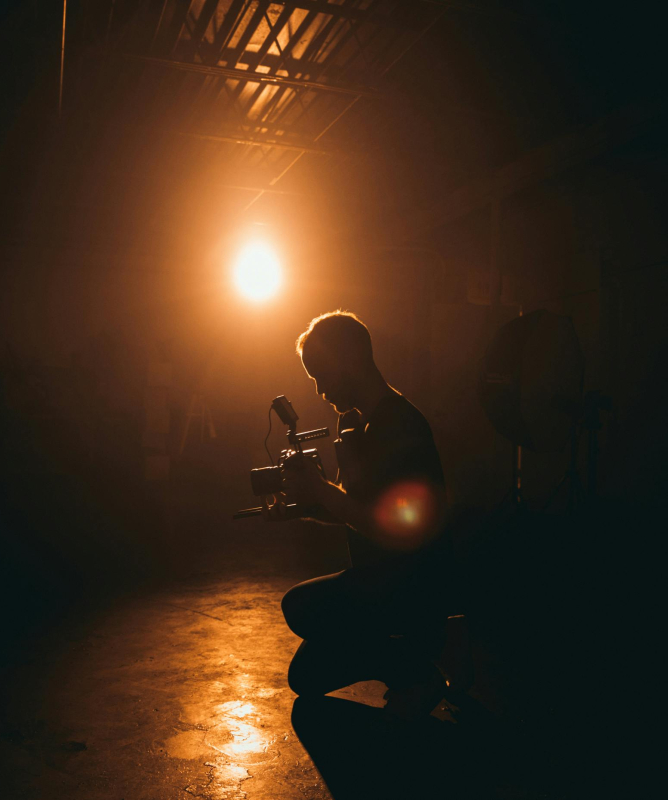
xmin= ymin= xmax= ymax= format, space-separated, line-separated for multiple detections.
xmin=312 ymin=478 xmax=371 ymax=534
xmin=313 ymin=473 xmax=443 ymax=553
xmin=280 ymin=449 xmax=445 ymax=552
xmin=280 ymin=458 xmax=371 ymax=533
xmin=260 ymin=491 xmax=340 ymax=525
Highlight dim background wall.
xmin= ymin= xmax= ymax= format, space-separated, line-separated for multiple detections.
xmin=1 ymin=118 xmax=666 ymax=641
xmin=423 ymin=125 xmax=668 ymax=512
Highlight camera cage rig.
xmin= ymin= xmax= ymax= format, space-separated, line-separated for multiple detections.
xmin=270 ymin=395 xmax=330 ymax=454
xmin=232 ymin=396 xmax=330 ymax=520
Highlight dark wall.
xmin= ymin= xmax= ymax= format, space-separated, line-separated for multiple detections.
xmin=2 ymin=118 xmax=665 ymax=606
xmin=423 ymin=118 xmax=668 ymax=511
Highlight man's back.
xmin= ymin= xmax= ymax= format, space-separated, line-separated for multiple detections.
xmin=339 ymin=391 xmax=451 ymax=572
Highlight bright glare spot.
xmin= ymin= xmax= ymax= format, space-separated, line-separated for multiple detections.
xmin=216 ymin=700 xmax=256 ymax=719
xmin=373 ymin=480 xmax=440 ymax=549
xmin=233 ymin=242 xmax=282 ymax=302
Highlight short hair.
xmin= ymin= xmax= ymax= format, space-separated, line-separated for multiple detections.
xmin=296 ymin=310 xmax=373 ymax=364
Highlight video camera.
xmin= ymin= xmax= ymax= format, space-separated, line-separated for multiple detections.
xmin=233 ymin=396 xmax=330 ymax=520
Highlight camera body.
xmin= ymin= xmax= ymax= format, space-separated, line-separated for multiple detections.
xmin=250 ymin=447 xmax=325 ymax=497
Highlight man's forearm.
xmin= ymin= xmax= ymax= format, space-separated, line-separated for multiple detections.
xmin=299 ymin=504 xmax=341 ymax=525
xmin=314 ymin=479 xmax=370 ymax=534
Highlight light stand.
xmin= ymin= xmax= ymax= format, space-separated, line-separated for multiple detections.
xmin=542 ymin=390 xmax=611 ymax=514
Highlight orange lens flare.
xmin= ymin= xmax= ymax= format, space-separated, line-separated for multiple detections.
xmin=372 ymin=480 xmax=439 ymax=550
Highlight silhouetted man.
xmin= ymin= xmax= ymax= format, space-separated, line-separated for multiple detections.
xmin=268 ymin=311 xmax=454 ymax=718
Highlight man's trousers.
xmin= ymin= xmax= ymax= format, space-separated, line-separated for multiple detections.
xmin=281 ymin=559 xmax=451 ymax=697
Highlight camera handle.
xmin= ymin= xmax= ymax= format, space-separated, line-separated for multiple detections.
xmin=289 ymin=426 xmax=330 ymax=449
xmin=232 ymin=502 xmax=302 ymax=520
xmin=272 ymin=395 xmax=329 ymax=452
xmin=232 ymin=502 xmax=339 ymax=523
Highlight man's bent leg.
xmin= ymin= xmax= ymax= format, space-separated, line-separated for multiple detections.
xmin=287 ymin=636 xmax=389 ymax=697
xmin=282 ymin=564 xmax=452 ymax=698
xmin=281 ymin=564 xmax=430 ymax=640
xmin=281 ymin=570 xmax=368 ymax=641
xmin=286 ymin=633 xmax=443 ymax=698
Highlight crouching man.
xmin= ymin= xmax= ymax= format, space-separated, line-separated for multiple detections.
xmin=266 ymin=311 xmax=456 ymax=719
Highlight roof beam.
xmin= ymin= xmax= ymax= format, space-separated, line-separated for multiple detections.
xmin=242 ymin=0 xmax=445 ymax=212
xmin=122 ymin=54 xmax=381 ymax=98
xmin=217 ymin=184 xmax=308 ymax=196
xmin=269 ymin=0 xmax=426 ymax=30
xmin=174 ymin=128 xmax=352 ymax=157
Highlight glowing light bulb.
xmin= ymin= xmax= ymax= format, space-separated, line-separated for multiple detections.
xmin=233 ymin=242 xmax=282 ymax=302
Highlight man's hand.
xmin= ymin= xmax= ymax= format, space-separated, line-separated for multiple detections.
xmin=281 ymin=456 xmax=326 ymax=506
xmin=261 ymin=492 xmax=289 ymax=521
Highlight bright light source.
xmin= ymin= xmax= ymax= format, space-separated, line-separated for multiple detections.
xmin=233 ymin=242 xmax=282 ymax=302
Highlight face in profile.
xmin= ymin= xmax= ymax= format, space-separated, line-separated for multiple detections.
xmin=302 ymin=344 xmax=356 ymax=413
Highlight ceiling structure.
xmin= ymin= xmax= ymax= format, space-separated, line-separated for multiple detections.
xmin=112 ymin=0 xmax=438 ymax=206
xmin=1 ymin=0 xmax=664 ymax=253
xmin=52 ymin=0 xmax=445 ymax=247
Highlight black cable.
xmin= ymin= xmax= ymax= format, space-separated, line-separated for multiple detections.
xmin=264 ymin=407 xmax=275 ymax=465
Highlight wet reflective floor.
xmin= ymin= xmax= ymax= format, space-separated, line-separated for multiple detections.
xmin=0 ymin=520 xmax=584 ymax=799
xmin=2 ymin=558 xmax=333 ymax=798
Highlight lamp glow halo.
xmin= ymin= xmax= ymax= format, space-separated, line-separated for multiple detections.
xmin=233 ymin=242 xmax=282 ymax=302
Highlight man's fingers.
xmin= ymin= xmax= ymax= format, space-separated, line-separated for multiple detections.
xmin=261 ymin=493 xmax=289 ymax=521
xmin=260 ymin=494 xmax=272 ymax=520
xmin=261 ymin=494 xmax=277 ymax=520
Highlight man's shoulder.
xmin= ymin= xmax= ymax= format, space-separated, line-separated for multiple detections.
xmin=371 ymin=392 xmax=431 ymax=435
xmin=366 ymin=391 xmax=445 ymax=489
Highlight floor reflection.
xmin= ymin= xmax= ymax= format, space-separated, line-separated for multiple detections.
xmin=216 ymin=700 xmax=257 ymax=719
xmin=206 ymin=698 xmax=275 ymax=765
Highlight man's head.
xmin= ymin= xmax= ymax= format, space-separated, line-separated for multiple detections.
xmin=296 ymin=311 xmax=375 ymax=412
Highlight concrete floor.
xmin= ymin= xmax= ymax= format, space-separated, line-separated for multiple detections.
xmin=0 ymin=518 xmax=581 ymax=800
xmin=5 ymin=577 xmax=346 ymax=798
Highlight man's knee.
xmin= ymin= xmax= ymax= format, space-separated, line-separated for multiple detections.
xmin=282 ymin=571 xmax=348 ymax=639
xmin=281 ymin=585 xmax=307 ymax=638
xmin=287 ymin=649 xmax=323 ymax=698
xmin=286 ymin=660 xmax=308 ymax=696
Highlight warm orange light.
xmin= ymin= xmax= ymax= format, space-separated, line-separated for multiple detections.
xmin=233 ymin=242 xmax=282 ymax=302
